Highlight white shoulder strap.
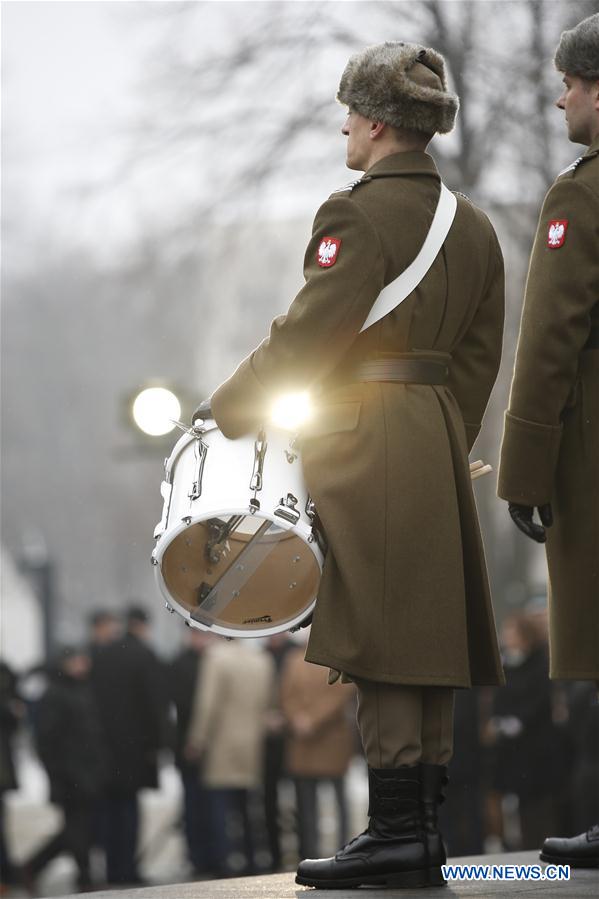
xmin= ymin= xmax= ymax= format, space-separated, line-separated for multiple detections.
xmin=359 ymin=183 xmax=457 ymax=333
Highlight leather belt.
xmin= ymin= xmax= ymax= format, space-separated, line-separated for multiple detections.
xmin=584 ymin=324 xmax=599 ymax=349
xmin=355 ymin=358 xmax=449 ymax=384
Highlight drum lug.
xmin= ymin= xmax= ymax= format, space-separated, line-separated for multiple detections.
xmin=305 ymin=496 xmax=316 ymax=520
xmin=181 ymin=516 xmax=192 ymax=526
xmin=165 ymin=602 xmax=175 ymax=614
xmin=250 ymin=430 xmax=268 ymax=492
xmin=285 ymin=436 xmax=298 ymax=464
xmin=275 ymin=493 xmax=300 ymax=525
xmin=249 ymin=498 xmax=260 ymax=514
xmin=188 ymin=437 xmax=208 ymax=501
xmin=150 ymin=555 xmax=159 ymax=566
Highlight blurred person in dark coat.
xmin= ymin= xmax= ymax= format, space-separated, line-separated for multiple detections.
xmin=20 ymin=648 xmax=106 ymax=894
xmin=168 ymin=628 xmax=214 ymax=877
xmin=280 ymin=642 xmax=356 ymax=861
xmin=560 ymin=682 xmax=599 ymax=834
xmin=438 ymin=688 xmax=485 ymax=857
xmin=90 ymin=605 xmax=167 ymax=885
xmin=487 ymin=613 xmax=557 ymax=850
xmin=0 ymin=661 xmax=24 ymax=891
xmin=262 ymin=633 xmax=296 ymax=872
xmin=87 ymin=609 xmax=120 ymax=663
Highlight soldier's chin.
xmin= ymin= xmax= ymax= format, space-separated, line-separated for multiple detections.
xmin=567 ymin=122 xmax=589 ymax=146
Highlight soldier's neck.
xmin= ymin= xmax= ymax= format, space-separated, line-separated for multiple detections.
xmin=363 ymin=138 xmax=430 ymax=172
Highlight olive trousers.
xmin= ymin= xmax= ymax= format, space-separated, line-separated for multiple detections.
xmin=355 ymin=680 xmax=455 ymax=768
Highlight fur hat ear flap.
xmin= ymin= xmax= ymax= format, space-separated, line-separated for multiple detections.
xmin=554 ymin=13 xmax=599 ymax=81
xmin=337 ymin=41 xmax=459 ymax=135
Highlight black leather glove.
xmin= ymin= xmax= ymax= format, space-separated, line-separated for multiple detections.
xmin=192 ymin=398 xmax=213 ymax=425
xmin=508 ymin=502 xmax=553 ymax=543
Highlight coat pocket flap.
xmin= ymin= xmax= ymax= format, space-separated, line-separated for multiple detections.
xmin=302 ymin=401 xmax=361 ymax=439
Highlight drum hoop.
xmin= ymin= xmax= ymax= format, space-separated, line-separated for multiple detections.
xmin=155 ymin=564 xmax=317 ymax=639
xmin=152 ymin=506 xmax=322 ymax=565
xmin=152 ymin=506 xmax=323 ymax=639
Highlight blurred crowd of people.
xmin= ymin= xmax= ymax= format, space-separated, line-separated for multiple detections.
xmin=0 ymin=602 xmax=597 ymax=895
xmin=441 ymin=604 xmax=599 ymax=857
xmin=0 ymin=609 xmax=357 ymax=895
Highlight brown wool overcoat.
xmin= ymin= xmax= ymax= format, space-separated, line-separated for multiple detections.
xmin=212 ymin=151 xmax=505 ymax=688
xmin=280 ymin=646 xmax=356 ymax=778
xmin=498 ymin=138 xmax=599 ymax=681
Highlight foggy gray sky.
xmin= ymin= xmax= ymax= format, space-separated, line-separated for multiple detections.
xmin=3 ymin=0 xmax=581 ymax=269
xmin=3 ymin=2 xmax=163 ymax=262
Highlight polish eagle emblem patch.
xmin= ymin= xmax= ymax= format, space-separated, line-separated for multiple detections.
xmin=317 ymin=237 xmax=341 ymax=267
xmin=547 ymin=220 xmax=568 ymax=249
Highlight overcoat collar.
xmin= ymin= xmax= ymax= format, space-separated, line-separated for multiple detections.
xmin=584 ymin=134 xmax=599 ymax=158
xmin=365 ymin=151 xmax=441 ymax=181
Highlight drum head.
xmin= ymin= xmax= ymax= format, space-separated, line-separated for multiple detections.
xmin=160 ymin=512 xmax=320 ymax=634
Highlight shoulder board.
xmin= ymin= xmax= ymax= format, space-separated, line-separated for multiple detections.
xmin=330 ymin=176 xmax=372 ymax=196
xmin=557 ymin=156 xmax=584 ymax=177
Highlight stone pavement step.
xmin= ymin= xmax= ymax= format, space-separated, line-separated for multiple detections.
xmin=52 ymin=852 xmax=598 ymax=899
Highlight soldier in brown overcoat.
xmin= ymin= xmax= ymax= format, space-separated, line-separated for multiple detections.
xmin=498 ymin=13 xmax=599 ymax=869
xmin=195 ymin=41 xmax=505 ymax=888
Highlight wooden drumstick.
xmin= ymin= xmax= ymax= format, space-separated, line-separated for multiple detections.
xmin=470 ymin=459 xmax=493 ymax=481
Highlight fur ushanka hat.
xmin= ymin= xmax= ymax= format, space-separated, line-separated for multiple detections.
xmin=554 ymin=13 xmax=599 ymax=80
xmin=337 ymin=41 xmax=459 ymax=135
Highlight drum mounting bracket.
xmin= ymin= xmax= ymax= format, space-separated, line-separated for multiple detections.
xmin=275 ymin=493 xmax=300 ymax=524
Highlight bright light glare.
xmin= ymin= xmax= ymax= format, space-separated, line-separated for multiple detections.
xmin=270 ymin=392 xmax=313 ymax=430
xmin=132 ymin=387 xmax=181 ymax=436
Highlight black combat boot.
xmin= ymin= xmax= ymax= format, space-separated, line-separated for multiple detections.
xmin=540 ymin=824 xmax=599 ymax=868
xmin=420 ymin=763 xmax=449 ymax=870
xmin=295 ymin=765 xmax=446 ymax=889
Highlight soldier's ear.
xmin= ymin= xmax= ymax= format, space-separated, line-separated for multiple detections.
xmin=369 ymin=121 xmax=386 ymax=140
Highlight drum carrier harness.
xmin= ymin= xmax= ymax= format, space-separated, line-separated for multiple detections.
xmin=355 ymin=180 xmax=457 ymax=387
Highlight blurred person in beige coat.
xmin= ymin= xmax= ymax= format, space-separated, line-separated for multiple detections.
xmin=280 ymin=639 xmax=357 ymax=861
xmin=185 ymin=638 xmax=275 ymax=877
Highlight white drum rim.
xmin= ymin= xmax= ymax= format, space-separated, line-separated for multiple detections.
xmin=155 ymin=567 xmax=317 ymax=639
xmin=152 ymin=506 xmax=323 ymax=639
